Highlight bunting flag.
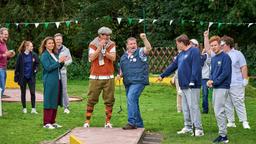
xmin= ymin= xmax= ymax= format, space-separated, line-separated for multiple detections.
xmin=1 ymin=17 xmax=255 ymax=30
xmin=65 ymin=21 xmax=71 ymax=28
xmin=181 ymin=19 xmax=185 ymax=26
xmin=200 ymin=21 xmax=204 ymax=26
xmin=55 ymin=22 xmax=60 ymax=28
xmin=117 ymin=17 xmax=122 ymax=24
xmin=44 ymin=22 xmax=49 ymax=29
xmin=208 ymin=22 xmax=214 ymax=28
xmin=35 ymin=23 xmax=39 ymax=28
xmin=5 ymin=23 xmax=10 ymax=28
xmin=218 ymin=22 xmax=222 ymax=29
xmin=248 ymin=23 xmax=253 ymax=28
xmin=139 ymin=19 xmax=144 ymax=23
xmin=128 ymin=18 xmax=132 ymax=25
xmin=169 ymin=20 xmax=173 ymax=25
xmin=24 ymin=23 xmax=29 ymax=27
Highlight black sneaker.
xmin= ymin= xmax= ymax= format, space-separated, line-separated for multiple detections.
xmin=122 ymin=124 xmax=137 ymax=130
xmin=213 ymin=135 xmax=229 ymax=143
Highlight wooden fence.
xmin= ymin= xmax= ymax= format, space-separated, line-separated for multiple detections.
xmin=148 ymin=47 xmax=177 ymax=74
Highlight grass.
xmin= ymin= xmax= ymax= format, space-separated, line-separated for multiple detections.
xmin=0 ymin=80 xmax=256 ymax=144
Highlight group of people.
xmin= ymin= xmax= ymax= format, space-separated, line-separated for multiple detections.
xmin=1 ymin=26 xmax=251 ymax=143
xmin=0 ymin=27 xmax=72 ymax=129
xmin=158 ymin=30 xmax=250 ymax=143
xmin=83 ymin=26 xmax=152 ymax=130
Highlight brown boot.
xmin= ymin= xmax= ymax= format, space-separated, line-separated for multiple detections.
xmin=122 ymin=124 xmax=137 ymax=130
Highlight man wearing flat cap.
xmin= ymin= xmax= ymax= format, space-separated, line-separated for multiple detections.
xmin=84 ymin=26 xmax=116 ymax=128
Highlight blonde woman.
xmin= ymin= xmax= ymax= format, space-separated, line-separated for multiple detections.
xmin=14 ymin=41 xmax=39 ymax=114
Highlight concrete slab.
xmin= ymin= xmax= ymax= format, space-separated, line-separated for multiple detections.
xmin=55 ymin=127 xmax=145 ymax=144
xmin=1 ymin=89 xmax=82 ymax=102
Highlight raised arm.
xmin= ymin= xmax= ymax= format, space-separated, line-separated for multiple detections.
xmin=141 ymin=33 xmax=152 ymax=55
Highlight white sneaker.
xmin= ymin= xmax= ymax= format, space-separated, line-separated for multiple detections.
xmin=193 ymin=129 xmax=204 ymax=137
xmin=242 ymin=121 xmax=251 ymax=129
xmin=227 ymin=122 xmax=236 ymax=128
xmin=83 ymin=123 xmax=90 ymax=128
xmin=22 ymin=108 xmax=27 ymax=114
xmin=64 ymin=108 xmax=70 ymax=114
xmin=31 ymin=108 xmax=38 ymax=114
xmin=177 ymin=127 xmax=193 ymax=134
xmin=104 ymin=122 xmax=112 ymax=128
xmin=52 ymin=123 xmax=62 ymax=128
xmin=43 ymin=124 xmax=55 ymax=129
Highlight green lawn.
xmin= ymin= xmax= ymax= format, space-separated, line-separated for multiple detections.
xmin=0 ymin=80 xmax=255 ymax=144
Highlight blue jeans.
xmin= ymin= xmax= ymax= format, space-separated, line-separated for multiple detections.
xmin=125 ymin=83 xmax=145 ymax=128
xmin=0 ymin=68 xmax=7 ymax=96
xmin=202 ymin=79 xmax=209 ymax=112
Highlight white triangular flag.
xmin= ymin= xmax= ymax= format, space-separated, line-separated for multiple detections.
xmin=35 ymin=23 xmax=39 ymax=28
xmin=15 ymin=23 xmax=19 ymax=27
xmin=55 ymin=22 xmax=60 ymax=28
xmin=139 ymin=19 xmax=144 ymax=23
xmin=152 ymin=19 xmax=157 ymax=24
xmin=248 ymin=23 xmax=253 ymax=28
xmin=117 ymin=17 xmax=122 ymax=24
xmin=208 ymin=22 xmax=213 ymax=28
xmin=169 ymin=20 xmax=174 ymax=25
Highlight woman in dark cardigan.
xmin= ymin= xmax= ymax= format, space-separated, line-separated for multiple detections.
xmin=14 ymin=40 xmax=39 ymax=114
xmin=40 ymin=37 xmax=68 ymax=129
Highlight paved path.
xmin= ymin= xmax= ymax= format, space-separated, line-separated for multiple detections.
xmin=1 ymin=89 xmax=82 ymax=102
xmin=54 ymin=127 xmax=145 ymax=144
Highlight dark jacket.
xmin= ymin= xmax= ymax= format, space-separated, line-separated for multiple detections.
xmin=40 ymin=50 xmax=64 ymax=109
xmin=160 ymin=47 xmax=202 ymax=89
xmin=210 ymin=51 xmax=232 ymax=89
xmin=14 ymin=52 xmax=39 ymax=85
xmin=120 ymin=48 xmax=149 ymax=86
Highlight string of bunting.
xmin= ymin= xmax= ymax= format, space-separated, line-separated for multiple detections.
xmin=1 ymin=20 xmax=79 ymax=29
xmin=1 ymin=16 xmax=255 ymax=29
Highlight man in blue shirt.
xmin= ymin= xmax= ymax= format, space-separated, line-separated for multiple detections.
xmin=158 ymin=34 xmax=204 ymax=136
xmin=207 ymin=36 xmax=231 ymax=143
xmin=118 ymin=33 xmax=152 ymax=130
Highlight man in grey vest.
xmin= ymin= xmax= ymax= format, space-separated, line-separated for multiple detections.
xmin=54 ymin=33 xmax=72 ymax=114
xmin=118 ymin=33 xmax=152 ymax=129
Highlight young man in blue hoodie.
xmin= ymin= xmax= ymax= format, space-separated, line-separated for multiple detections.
xmin=207 ymin=36 xmax=232 ymax=143
xmin=158 ymin=34 xmax=204 ymax=136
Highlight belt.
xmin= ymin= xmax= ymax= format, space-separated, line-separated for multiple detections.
xmin=89 ymin=75 xmax=114 ymax=80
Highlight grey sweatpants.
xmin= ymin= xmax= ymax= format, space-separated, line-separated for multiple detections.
xmin=181 ymin=88 xmax=203 ymax=130
xmin=212 ymin=89 xmax=228 ymax=137
xmin=61 ymin=73 xmax=69 ymax=108
xmin=225 ymin=86 xmax=248 ymax=123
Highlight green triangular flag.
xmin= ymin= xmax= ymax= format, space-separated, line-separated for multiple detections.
xmin=218 ymin=22 xmax=222 ymax=29
xmin=65 ymin=21 xmax=71 ymax=28
xmin=5 ymin=23 xmax=10 ymax=28
xmin=107 ymin=16 xmax=112 ymax=22
xmin=25 ymin=23 xmax=29 ymax=27
xmin=44 ymin=22 xmax=49 ymax=29
xmin=128 ymin=18 xmax=132 ymax=25
xmin=200 ymin=21 xmax=204 ymax=26
xmin=181 ymin=19 xmax=185 ymax=25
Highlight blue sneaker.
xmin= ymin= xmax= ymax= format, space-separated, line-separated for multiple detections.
xmin=213 ymin=135 xmax=229 ymax=143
